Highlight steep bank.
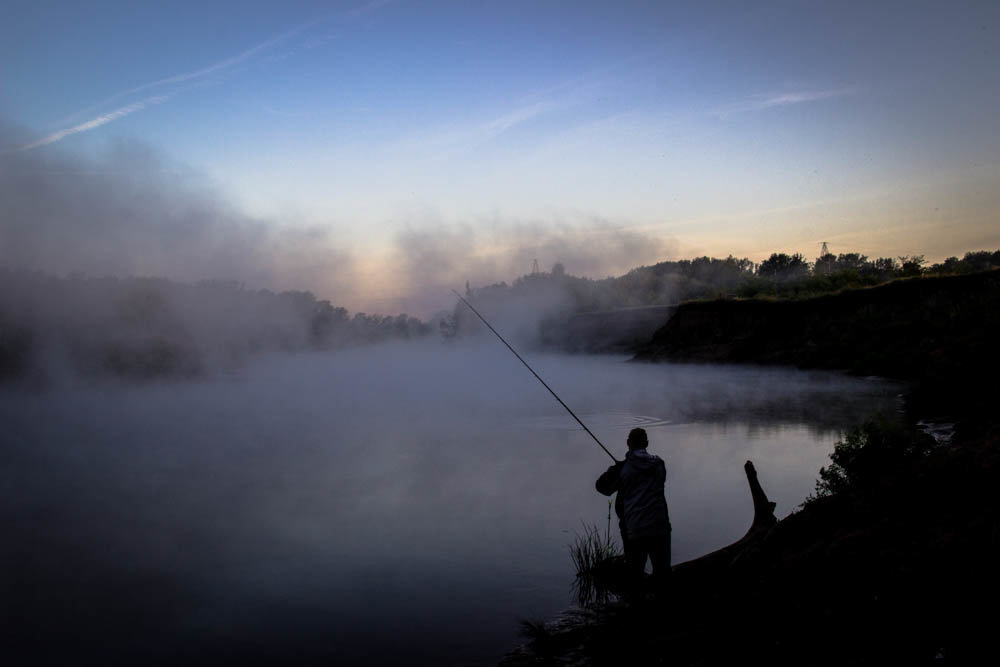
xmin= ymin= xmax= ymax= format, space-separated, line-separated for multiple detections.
xmin=635 ymin=270 xmax=998 ymax=376
xmin=634 ymin=270 xmax=1000 ymax=423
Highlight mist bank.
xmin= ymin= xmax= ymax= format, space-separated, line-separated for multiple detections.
xmin=0 ymin=131 xmax=363 ymax=297
xmin=0 ymin=127 xmax=676 ymax=318
xmin=0 ymin=269 xmax=432 ymax=383
xmin=6 ymin=245 xmax=998 ymax=383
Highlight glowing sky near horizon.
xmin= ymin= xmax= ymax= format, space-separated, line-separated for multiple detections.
xmin=2 ymin=0 xmax=999 ymax=313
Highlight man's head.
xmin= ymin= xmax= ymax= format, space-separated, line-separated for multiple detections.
xmin=627 ymin=427 xmax=648 ymax=450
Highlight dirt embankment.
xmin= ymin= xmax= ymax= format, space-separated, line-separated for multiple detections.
xmin=635 ymin=271 xmax=998 ymax=375
xmin=634 ymin=270 xmax=1000 ymax=423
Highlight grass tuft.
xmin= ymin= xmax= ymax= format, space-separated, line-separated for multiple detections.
xmin=569 ymin=512 xmax=622 ymax=608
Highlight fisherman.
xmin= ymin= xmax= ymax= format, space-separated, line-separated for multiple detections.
xmin=595 ymin=427 xmax=671 ymax=589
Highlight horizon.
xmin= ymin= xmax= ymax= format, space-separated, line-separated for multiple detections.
xmin=4 ymin=244 xmax=991 ymax=323
xmin=3 ymin=1 xmax=999 ymax=316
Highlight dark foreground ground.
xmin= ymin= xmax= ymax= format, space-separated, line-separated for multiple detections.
xmin=504 ymin=271 xmax=1000 ymax=665
xmin=503 ymin=423 xmax=999 ymax=665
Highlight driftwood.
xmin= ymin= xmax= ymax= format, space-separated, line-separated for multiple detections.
xmin=672 ymin=460 xmax=777 ymax=578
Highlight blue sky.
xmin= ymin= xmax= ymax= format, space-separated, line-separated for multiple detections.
xmin=2 ymin=1 xmax=998 ymax=312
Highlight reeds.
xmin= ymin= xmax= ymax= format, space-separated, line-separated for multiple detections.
xmin=569 ymin=522 xmax=618 ymax=575
xmin=570 ymin=501 xmax=623 ymax=608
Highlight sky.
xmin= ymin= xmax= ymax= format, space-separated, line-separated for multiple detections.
xmin=2 ymin=0 xmax=999 ymax=315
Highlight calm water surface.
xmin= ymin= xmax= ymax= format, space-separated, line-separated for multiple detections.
xmin=2 ymin=342 xmax=899 ymax=665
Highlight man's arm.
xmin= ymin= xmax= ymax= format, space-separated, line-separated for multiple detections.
xmin=595 ymin=462 xmax=622 ymax=496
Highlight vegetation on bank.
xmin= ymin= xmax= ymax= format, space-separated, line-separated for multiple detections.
xmin=467 ymin=249 xmax=998 ymax=310
xmin=569 ymin=516 xmax=622 ymax=610
xmin=806 ymin=416 xmax=937 ymax=503
xmin=444 ymin=249 xmax=1000 ymax=350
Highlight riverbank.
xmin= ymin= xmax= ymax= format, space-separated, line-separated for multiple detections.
xmin=504 ymin=422 xmax=999 ymax=665
xmin=503 ymin=270 xmax=1000 ymax=664
xmin=634 ymin=270 xmax=997 ymax=373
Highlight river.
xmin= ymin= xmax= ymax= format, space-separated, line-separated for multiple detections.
xmin=2 ymin=342 xmax=899 ymax=665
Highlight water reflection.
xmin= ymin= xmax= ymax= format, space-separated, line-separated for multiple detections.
xmin=1 ymin=343 xmax=899 ymax=665
xmin=519 ymin=412 xmax=672 ymax=431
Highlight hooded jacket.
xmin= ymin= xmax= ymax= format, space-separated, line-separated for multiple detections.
xmin=596 ymin=448 xmax=670 ymax=540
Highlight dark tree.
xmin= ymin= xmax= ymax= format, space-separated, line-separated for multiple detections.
xmin=897 ymin=255 xmax=925 ymax=277
xmin=757 ymin=252 xmax=810 ymax=281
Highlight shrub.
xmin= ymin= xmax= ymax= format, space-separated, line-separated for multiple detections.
xmin=808 ymin=415 xmax=937 ymax=501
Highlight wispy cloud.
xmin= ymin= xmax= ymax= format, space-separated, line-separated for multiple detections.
xmin=24 ymin=0 xmax=394 ymax=152
xmin=712 ymin=88 xmax=854 ymax=118
xmin=482 ymin=102 xmax=552 ymax=138
xmin=16 ymin=22 xmax=313 ymax=153
xmin=378 ymin=100 xmax=557 ymax=165
xmin=8 ymin=96 xmax=168 ymax=153
xmin=50 ymin=19 xmax=324 ymax=130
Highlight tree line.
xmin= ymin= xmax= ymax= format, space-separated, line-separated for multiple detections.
xmin=445 ymin=249 xmax=1000 ymax=342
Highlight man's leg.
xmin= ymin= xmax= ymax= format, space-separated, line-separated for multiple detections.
xmin=647 ymin=532 xmax=672 ymax=596
xmin=623 ymin=537 xmax=649 ymax=598
xmin=647 ymin=532 xmax=671 ymax=577
xmin=624 ymin=538 xmax=649 ymax=573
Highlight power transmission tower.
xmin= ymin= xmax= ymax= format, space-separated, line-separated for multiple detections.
xmin=532 ymin=259 xmax=540 ymax=275
xmin=821 ymin=241 xmax=829 ymax=256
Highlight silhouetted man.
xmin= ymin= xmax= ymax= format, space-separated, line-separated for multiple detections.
xmin=595 ymin=427 xmax=671 ymax=588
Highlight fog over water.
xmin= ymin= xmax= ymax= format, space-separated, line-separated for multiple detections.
xmin=1 ymin=341 xmax=899 ymax=664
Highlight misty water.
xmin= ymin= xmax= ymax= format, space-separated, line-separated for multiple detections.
xmin=3 ymin=343 xmax=899 ymax=665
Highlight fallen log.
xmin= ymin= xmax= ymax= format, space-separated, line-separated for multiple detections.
xmin=672 ymin=460 xmax=777 ymax=578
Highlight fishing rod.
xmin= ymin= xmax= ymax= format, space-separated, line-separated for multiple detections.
xmin=452 ymin=289 xmax=619 ymax=463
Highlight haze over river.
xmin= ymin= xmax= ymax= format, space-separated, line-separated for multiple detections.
xmin=3 ymin=342 xmax=899 ymax=665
